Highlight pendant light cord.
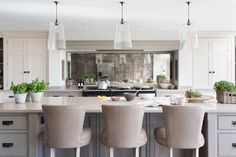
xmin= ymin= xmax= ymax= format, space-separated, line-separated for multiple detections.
xmin=54 ymin=1 xmax=59 ymax=26
xmin=186 ymin=1 xmax=191 ymax=26
xmin=120 ymin=1 xmax=124 ymax=24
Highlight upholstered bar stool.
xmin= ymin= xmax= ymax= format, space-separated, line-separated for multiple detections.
xmin=101 ymin=105 xmax=147 ymax=157
xmin=154 ymin=105 xmax=205 ymax=157
xmin=42 ymin=105 xmax=92 ymax=157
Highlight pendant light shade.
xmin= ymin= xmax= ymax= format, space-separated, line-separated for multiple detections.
xmin=179 ymin=1 xmax=198 ymax=50
xmin=48 ymin=1 xmax=66 ymax=51
xmin=114 ymin=2 xmax=132 ymax=49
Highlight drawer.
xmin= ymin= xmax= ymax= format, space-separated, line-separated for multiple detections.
xmin=0 ymin=116 xmax=27 ymax=130
xmin=0 ymin=133 xmax=27 ymax=156
xmin=218 ymin=116 xmax=236 ymax=130
xmin=219 ymin=134 xmax=236 ymax=156
xmin=2 ymin=93 xmax=14 ymax=103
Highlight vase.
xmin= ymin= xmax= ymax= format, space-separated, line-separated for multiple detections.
xmin=14 ymin=93 xmax=27 ymax=104
xmin=30 ymin=92 xmax=43 ymax=102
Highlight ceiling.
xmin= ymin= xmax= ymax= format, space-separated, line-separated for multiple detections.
xmin=0 ymin=0 xmax=236 ymax=40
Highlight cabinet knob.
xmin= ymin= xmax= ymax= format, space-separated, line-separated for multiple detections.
xmin=212 ymin=71 xmax=215 ymax=74
xmin=232 ymin=143 xmax=236 ymax=147
xmin=209 ymin=71 xmax=212 ymax=74
xmin=2 ymin=143 xmax=13 ymax=148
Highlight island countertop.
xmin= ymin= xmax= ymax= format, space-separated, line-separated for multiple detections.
xmin=0 ymin=96 xmax=235 ymax=113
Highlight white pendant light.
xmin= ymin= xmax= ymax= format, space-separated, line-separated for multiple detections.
xmin=48 ymin=1 xmax=66 ymax=51
xmin=179 ymin=1 xmax=198 ymax=50
xmin=114 ymin=1 xmax=132 ymax=49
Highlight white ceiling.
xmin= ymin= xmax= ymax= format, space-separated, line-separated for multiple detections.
xmin=1 ymin=0 xmax=236 ymax=40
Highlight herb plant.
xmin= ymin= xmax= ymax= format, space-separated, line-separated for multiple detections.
xmin=29 ymin=78 xmax=49 ymax=93
xmin=214 ymin=80 xmax=236 ymax=92
xmin=10 ymin=82 xmax=29 ymax=94
xmin=156 ymin=74 xmax=167 ymax=82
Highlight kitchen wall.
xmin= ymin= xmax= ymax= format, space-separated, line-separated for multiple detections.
xmin=70 ymin=53 xmax=153 ymax=82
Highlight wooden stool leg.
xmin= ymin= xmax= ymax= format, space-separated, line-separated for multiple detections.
xmin=49 ymin=148 xmax=55 ymax=157
xmin=76 ymin=147 xmax=80 ymax=157
xmin=109 ymin=147 xmax=114 ymax=157
xmin=135 ymin=147 xmax=139 ymax=157
xmin=169 ymin=148 xmax=173 ymax=157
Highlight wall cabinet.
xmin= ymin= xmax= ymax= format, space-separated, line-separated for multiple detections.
xmin=193 ymin=37 xmax=234 ymax=89
xmin=4 ymin=33 xmax=47 ymax=89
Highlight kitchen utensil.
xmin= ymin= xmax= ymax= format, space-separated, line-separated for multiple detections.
xmin=98 ymin=80 xmax=108 ymax=90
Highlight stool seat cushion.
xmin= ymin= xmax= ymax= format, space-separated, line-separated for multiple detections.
xmin=101 ymin=128 xmax=147 ymax=148
xmin=43 ymin=128 xmax=92 ymax=147
xmin=154 ymin=127 xmax=205 ymax=149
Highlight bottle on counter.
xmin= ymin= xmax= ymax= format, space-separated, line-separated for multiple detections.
xmin=78 ymin=79 xmax=84 ymax=89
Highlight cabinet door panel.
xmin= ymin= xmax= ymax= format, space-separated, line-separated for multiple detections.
xmin=7 ymin=38 xmax=25 ymax=54
xmin=27 ymin=38 xmax=46 ymax=82
xmin=212 ymin=55 xmax=230 ymax=87
xmin=194 ymin=38 xmax=210 ymax=55
xmin=212 ymin=38 xmax=230 ymax=55
xmin=8 ymin=55 xmax=25 ymax=85
xmin=193 ymin=55 xmax=210 ymax=89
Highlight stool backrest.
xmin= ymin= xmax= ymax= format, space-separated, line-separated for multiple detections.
xmin=162 ymin=105 xmax=205 ymax=148
xmin=42 ymin=105 xmax=86 ymax=148
xmin=102 ymin=105 xmax=145 ymax=148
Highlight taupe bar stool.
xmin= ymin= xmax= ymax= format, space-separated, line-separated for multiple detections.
xmin=42 ymin=105 xmax=92 ymax=157
xmin=154 ymin=105 xmax=205 ymax=157
xmin=101 ymin=105 xmax=147 ymax=157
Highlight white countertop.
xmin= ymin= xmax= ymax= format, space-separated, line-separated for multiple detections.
xmin=0 ymin=96 xmax=235 ymax=114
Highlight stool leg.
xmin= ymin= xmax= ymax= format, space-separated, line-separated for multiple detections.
xmin=76 ymin=147 xmax=80 ymax=157
xmin=49 ymin=148 xmax=55 ymax=157
xmin=169 ymin=148 xmax=173 ymax=157
xmin=109 ymin=147 xmax=114 ymax=157
xmin=135 ymin=147 xmax=139 ymax=157
xmin=195 ymin=148 xmax=199 ymax=157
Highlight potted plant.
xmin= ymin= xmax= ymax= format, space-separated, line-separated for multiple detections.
xmin=29 ymin=78 xmax=49 ymax=102
xmin=88 ymin=72 xmax=96 ymax=83
xmin=156 ymin=74 xmax=167 ymax=83
xmin=84 ymin=72 xmax=96 ymax=84
xmin=214 ymin=80 xmax=236 ymax=103
xmin=10 ymin=82 xmax=29 ymax=104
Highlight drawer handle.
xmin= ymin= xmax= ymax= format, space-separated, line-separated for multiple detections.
xmin=232 ymin=143 xmax=236 ymax=147
xmin=53 ymin=95 xmax=59 ymax=97
xmin=232 ymin=121 xmax=236 ymax=125
xmin=2 ymin=143 xmax=13 ymax=148
xmin=2 ymin=121 xmax=13 ymax=126
xmin=8 ymin=96 xmax=14 ymax=98
xmin=68 ymin=95 xmax=74 ymax=97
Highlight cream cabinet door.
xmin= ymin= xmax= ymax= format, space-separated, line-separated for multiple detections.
xmin=211 ymin=38 xmax=232 ymax=87
xmin=193 ymin=38 xmax=211 ymax=89
xmin=27 ymin=38 xmax=47 ymax=82
xmin=7 ymin=38 xmax=27 ymax=88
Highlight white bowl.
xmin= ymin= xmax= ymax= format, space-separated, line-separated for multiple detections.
xmin=158 ymin=83 xmax=171 ymax=89
xmin=139 ymin=93 xmax=155 ymax=100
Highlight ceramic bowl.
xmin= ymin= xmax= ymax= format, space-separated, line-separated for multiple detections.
xmin=158 ymin=83 xmax=171 ymax=89
xmin=111 ymin=96 xmax=121 ymax=101
xmin=124 ymin=93 xmax=136 ymax=101
xmin=139 ymin=93 xmax=155 ymax=100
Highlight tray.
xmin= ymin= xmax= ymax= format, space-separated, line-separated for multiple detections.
xmin=187 ymin=95 xmax=214 ymax=103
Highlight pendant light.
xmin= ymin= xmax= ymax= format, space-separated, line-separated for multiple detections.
xmin=48 ymin=1 xmax=66 ymax=51
xmin=179 ymin=1 xmax=198 ymax=50
xmin=114 ymin=1 xmax=132 ymax=49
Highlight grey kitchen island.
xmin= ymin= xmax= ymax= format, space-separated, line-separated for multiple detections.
xmin=0 ymin=97 xmax=234 ymax=157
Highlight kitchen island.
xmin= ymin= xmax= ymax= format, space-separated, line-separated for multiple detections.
xmin=0 ymin=97 xmax=234 ymax=157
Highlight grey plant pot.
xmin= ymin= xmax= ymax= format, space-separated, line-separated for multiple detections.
xmin=14 ymin=93 xmax=27 ymax=104
xmin=30 ymin=92 xmax=43 ymax=102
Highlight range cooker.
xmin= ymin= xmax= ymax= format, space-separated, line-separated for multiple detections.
xmin=82 ymin=86 xmax=156 ymax=97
